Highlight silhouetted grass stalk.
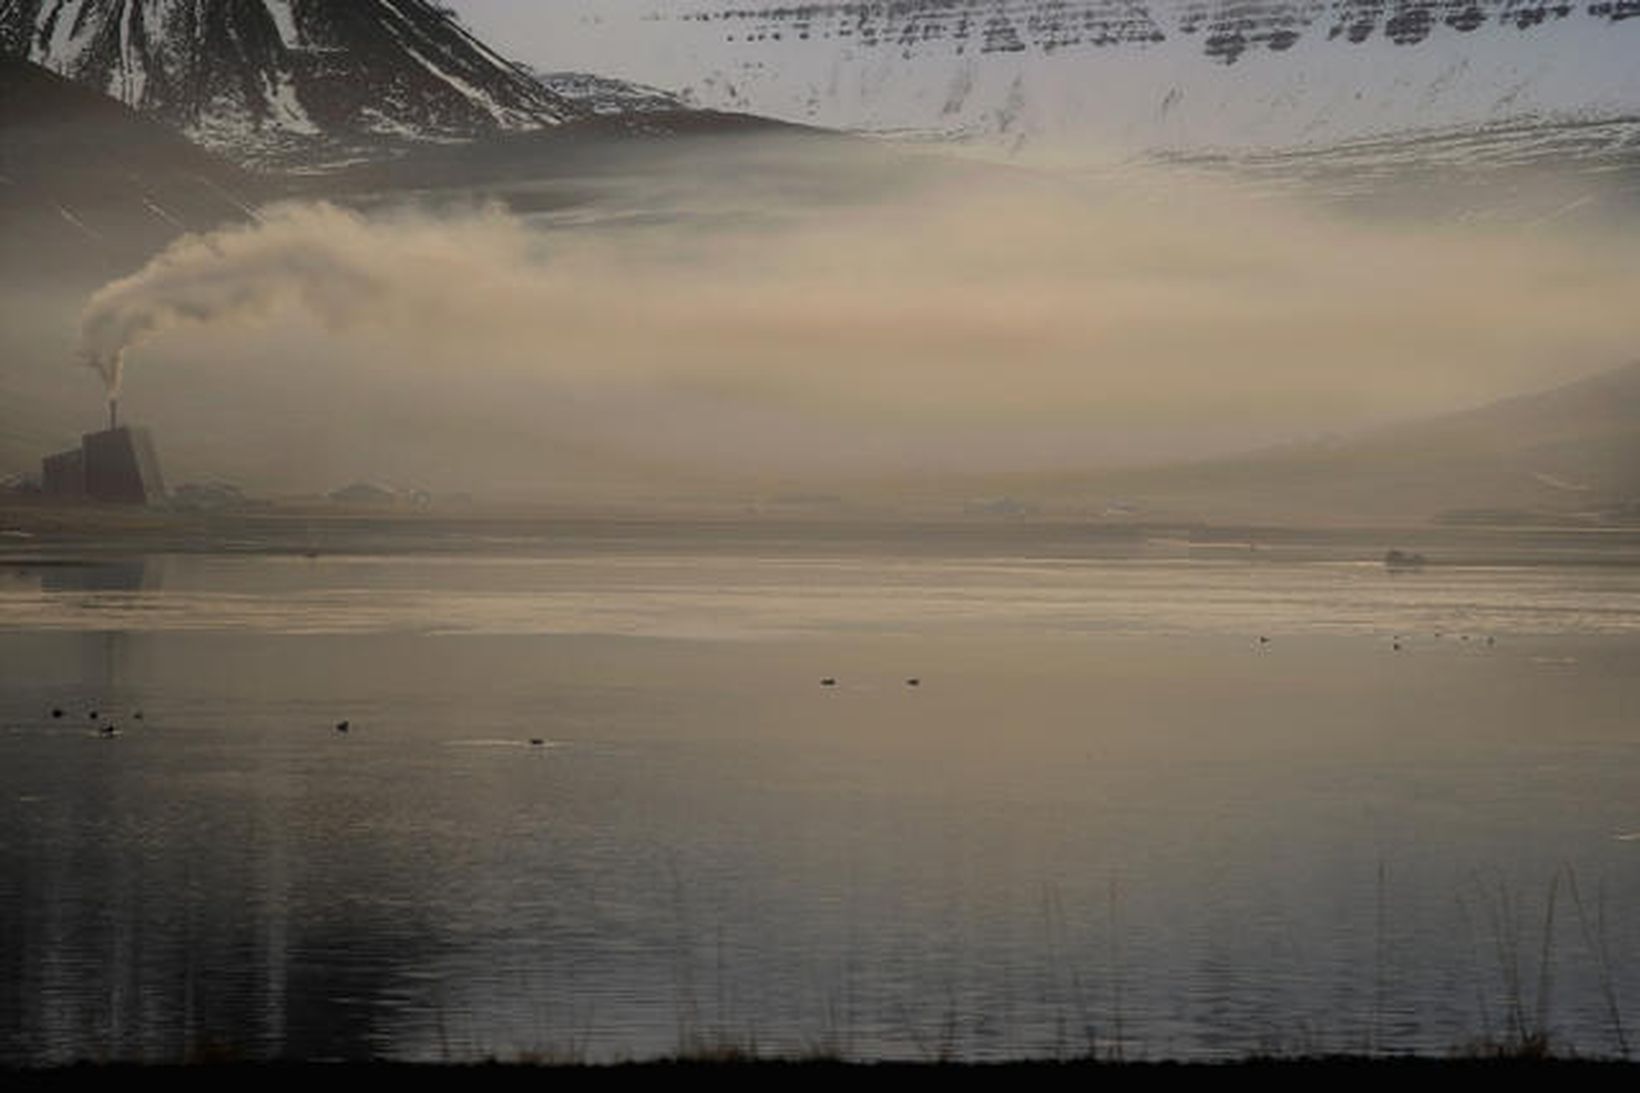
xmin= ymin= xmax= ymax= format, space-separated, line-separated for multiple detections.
xmin=1566 ymin=867 xmax=1630 ymax=1058
xmin=1456 ymin=888 xmax=1496 ymax=1046
xmin=1041 ymin=880 xmax=1099 ymax=1058
xmin=1461 ymin=868 xmax=1568 ymax=1058
xmin=1372 ymin=858 xmax=1388 ymax=1055
xmin=1108 ymin=873 xmax=1126 ymax=1062
xmin=1534 ymin=868 xmax=1561 ymax=1050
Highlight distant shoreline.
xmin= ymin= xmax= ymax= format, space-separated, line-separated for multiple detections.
xmin=2 ymin=503 xmax=1638 ymax=570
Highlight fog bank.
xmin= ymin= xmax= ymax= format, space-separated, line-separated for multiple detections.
xmin=58 ymin=151 xmax=1640 ymax=497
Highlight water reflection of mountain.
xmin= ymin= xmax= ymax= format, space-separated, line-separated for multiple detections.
xmin=1 ymin=669 xmax=449 ymax=1056
xmin=0 ymin=730 xmax=451 ymax=1063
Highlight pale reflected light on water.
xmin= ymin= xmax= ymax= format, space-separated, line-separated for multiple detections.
xmin=5 ymin=553 xmax=1640 ymax=639
xmin=2 ymin=545 xmax=1638 ymax=1063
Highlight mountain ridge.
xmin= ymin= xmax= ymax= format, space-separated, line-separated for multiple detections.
xmin=0 ymin=0 xmax=686 ymax=169
xmin=519 ymin=0 xmax=1640 ymax=155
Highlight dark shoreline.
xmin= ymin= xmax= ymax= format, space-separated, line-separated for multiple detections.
xmin=7 ymin=1057 xmax=1639 ymax=1088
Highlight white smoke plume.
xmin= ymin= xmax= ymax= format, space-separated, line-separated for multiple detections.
xmin=77 ymin=202 xmax=528 ymax=397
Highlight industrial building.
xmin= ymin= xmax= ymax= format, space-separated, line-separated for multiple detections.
xmin=40 ymin=418 xmax=166 ymax=505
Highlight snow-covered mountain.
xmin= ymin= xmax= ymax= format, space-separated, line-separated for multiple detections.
xmin=531 ymin=69 xmax=686 ymax=117
xmin=0 ymin=0 xmax=682 ymax=169
xmin=514 ymin=1 xmax=1640 ymax=154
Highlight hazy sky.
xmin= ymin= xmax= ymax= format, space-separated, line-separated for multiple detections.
xmin=447 ymin=1 xmax=655 ymax=72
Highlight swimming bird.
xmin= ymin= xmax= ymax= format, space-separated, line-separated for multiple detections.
xmin=335 ymin=720 xmax=350 ymax=734
xmin=906 ymin=678 xmax=920 ymax=687
xmin=529 ymin=738 xmax=545 ymax=747
xmin=99 ymin=723 xmax=119 ymax=738
xmin=820 ymin=677 xmax=837 ymax=687
xmin=50 ymin=708 xmax=63 ymax=719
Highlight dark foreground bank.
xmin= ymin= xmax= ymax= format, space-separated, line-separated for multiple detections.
xmin=7 ymin=1059 xmax=1639 ymax=1090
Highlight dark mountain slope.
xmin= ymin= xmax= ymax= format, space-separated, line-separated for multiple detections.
xmin=1038 ymin=362 xmax=1640 ymax=525
xmin=0 ymin=54 xmax=259 ymax=284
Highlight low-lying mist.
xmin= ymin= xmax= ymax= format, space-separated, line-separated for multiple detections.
xmin=42 ymin=137 xmax=1640 ymax=500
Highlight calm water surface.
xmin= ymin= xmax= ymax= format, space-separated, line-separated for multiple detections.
xmin=2 ymin=544 xmax=1638 ymax=1062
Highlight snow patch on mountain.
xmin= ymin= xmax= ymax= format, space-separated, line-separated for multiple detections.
xmin=532 ymin=69 xmax=686 ymax=116
xmin=264 ymin=0 xmax=301 ymax=49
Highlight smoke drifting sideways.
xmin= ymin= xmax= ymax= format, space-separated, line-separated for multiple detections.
xmin=68 ymin=158 xmax=1640 ymax=498
xmin=77 ymin=203 xmax=530 ymax=399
